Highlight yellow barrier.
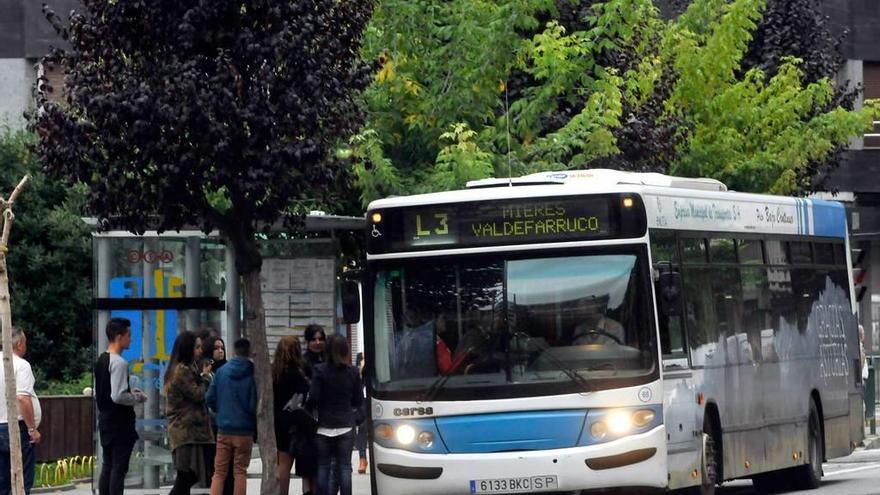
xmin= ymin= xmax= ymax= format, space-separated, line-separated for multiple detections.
xmin=36 ymin=455 xmax=96 ymax=487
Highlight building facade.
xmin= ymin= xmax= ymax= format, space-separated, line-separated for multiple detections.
xmin=0 ymin=0 xmax=75 ymax=127
xmin=821 ymin=0 xmax=880 ymax=355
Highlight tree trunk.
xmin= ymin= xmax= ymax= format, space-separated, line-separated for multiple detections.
xmin=0 ymin=253 xmax=24 ymax=495
xmin=241 ymin=269 xmax=279 ymax=495
xmin=0 ymin=176 xmax=29 ymax=495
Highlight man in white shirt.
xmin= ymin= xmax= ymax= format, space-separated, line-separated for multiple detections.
xmin=0 ymin=327 xmax=41 ymax=495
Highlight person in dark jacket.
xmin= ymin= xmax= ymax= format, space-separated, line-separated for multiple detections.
xmin=307 ymin=334 xmax=363 ymax=495
xmin=273 ymin=336 xmax=314 ymax=495
xmin=303 ymin=324 xmax=326 ymax=378
xmin=201 ymin=335 xmax=232 ymax=495
xmin=95 ymin=318 xmax=147 ymax=495
xmin=203 ymin=336 xmax=228 ymax=373
xmin=354 ymin=353 xmax=368 ymax=474
xmin=206 ymin=339 xmax=256 ymax=495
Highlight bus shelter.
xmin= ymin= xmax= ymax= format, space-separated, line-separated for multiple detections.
xmin=90 ymin=214 xmax=362 ymax=491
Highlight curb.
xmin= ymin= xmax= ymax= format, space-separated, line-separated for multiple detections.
xmin=32 ymin=483 xmax=76 ymax=493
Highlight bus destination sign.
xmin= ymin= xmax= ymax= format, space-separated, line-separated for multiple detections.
xmin=368 ymin=194 xmax=644 ymax=253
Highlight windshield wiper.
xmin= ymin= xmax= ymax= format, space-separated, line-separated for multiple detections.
xmin=514 ymin=332 xmax=593 ymax=394
xmin=418 ymin=372 xmax=452 ymax=404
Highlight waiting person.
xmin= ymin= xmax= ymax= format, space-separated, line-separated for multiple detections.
xmin=0 ymin=328 xmax=41 ymax=495
xmin=303 ymin=324 xmax=327 ymax=378
xmin=307 ymin=334 xmax=363 ymax=495
xmin=354 ymin=353 xmax=368 ymax=474
xmin=165 ymin=332 xmax=215 ymax=495
xmin=273 ymin=336 xmax=315 ymax=495
xmin=207 ymin=339 xmax=256 ymax=495
xmin=201 ymin=335 xmax=233 ymax=495
xmin=95 ymin=317 xmax=147 ymax=495
xmin=203 ymin=336 xmax=228 ymax=373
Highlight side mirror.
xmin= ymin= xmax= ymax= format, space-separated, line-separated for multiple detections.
xmin=656 ymin=263 xmax=682 ymax=317
xmin=341 ymin=281 xmax=361 ymax=324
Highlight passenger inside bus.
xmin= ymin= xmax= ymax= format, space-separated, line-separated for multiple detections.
xmin=435 ymin=313 xmax=471 ymax=374
xmin=569 ymin=295 xmax=624 ymax=345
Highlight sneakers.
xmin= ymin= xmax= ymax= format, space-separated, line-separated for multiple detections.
xmin=358 ymin=457 xmax=368 ymax=474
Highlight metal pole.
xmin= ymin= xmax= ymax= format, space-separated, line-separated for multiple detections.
xmin=224 ymin=240 xmax=240 ymax=343
xmin=867 ymin=357 xmax=877 ymax=435
xmin=186 ymin=237 xmax=201 ymax=333
xmin=94 ymin=235 xmax=111 ymax=489
xmin=142 ymin=238 xmax=158 ymax=489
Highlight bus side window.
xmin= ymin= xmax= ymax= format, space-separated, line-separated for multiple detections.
xmin=650 ymin=231 xmax=686 ymax=357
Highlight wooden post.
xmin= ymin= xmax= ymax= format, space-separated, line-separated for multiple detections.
xmin=0 ymin=175 xmax=29 ymax=495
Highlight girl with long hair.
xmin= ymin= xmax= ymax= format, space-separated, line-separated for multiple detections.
xmin=306 ymin=334 xmax=363 ymax=495
xmin=273 ymin=336 xmax=316 ymax=495
xmin=303 ymin=324 xmax=326 ymax=377
xmin=164 ymin=332 xmax=215 ymax=495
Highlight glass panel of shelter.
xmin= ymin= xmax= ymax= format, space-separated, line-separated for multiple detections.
xmin=94 ymin=236 xmax=229 ymax=490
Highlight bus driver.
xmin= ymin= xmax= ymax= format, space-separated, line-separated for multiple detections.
xmin=570 ymin=295 xmax=624 ymax=345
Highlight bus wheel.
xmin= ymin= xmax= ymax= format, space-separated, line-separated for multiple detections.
xmin=687 ymin=416 xmax=720 ymax=495
xmin=791 ymin=398 xmax=823 ymax=490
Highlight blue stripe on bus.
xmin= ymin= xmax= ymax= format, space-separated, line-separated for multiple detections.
xmin=811 ymin=199 xmax=847 ymax=238
xmin=801 ymin=199 xmax=808 ymax=235
xmin=435 ymin=410 xmax=587 ymax=454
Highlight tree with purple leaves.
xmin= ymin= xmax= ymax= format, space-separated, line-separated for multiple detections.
xmin=31 ymin=1 xmax=374 ymax=493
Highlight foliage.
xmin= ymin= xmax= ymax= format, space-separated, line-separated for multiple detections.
xmin=740 ymin=0 xmax=845 ymax=84
xmin=34 ymin=0 xmax=372 ymax=269
xmin=32 ymin=1 xmax=374 ymax=492
xmin=737 ymin=0 xmax=859 ymax=192
xmin=0 ymin=130 xmax=91 ymax=385
xmin=355 ymin=0 xmax=874 ymax=203
xmin=36 ymin=371 xmax=91 ymax=396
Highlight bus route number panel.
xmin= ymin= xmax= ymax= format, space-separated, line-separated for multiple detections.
xmin=369 ymin=194 xmax=645 ymax=253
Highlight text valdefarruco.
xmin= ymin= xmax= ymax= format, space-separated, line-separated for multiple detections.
xmin=398 ymin=196 xmax=617 ymax=249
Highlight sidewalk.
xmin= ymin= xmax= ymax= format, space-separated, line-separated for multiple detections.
xmin=62 ymin=450 xmax=372 ymax=495
xmin=862 ymin=403 xmax=880 ymax=450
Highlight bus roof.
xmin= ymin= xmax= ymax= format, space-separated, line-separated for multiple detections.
xmin=367 ymin=169 xmax=848 ymax=239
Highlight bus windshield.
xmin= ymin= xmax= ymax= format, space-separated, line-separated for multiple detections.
xmin=370 ymin=248 xmax=658 ymax=400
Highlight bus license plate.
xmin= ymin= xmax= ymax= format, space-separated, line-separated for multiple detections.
xmin=470 ymin=475 xmax=558 ymax=493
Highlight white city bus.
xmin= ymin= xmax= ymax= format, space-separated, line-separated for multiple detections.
xmin=362 ymin=169 xmax=863 ymax=494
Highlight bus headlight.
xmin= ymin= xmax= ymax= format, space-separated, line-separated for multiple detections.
xmin=590 ymin=421 xmax=608 ymax=440
xmin=632 ymin=409 xmax=656 ymax=428
xmin=375 ymin=423 xmax=394 ymax=441
xmin=418 ymin=431 xmax=434 ymax=448
xmin=396 ymin=424 xmax=416 ymax=445
xmin=606 ymin=410 xmax=633 ymax=434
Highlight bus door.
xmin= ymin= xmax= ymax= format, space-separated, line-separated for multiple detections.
xmin=652 ymin=232 xmax=701 ymax=489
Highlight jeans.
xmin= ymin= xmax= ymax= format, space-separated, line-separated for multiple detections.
xmin=316 ymin=431 xmax=354 ymax=495
xmin=98 ymin=434 xmax=137 ymax=495
xmin=355 ymin=425 xmax=367 ymax=459
xmin=210 ymin=434 xmax=252 ymax=495
xmin=0 ymin=422 xmax=34 ymax=495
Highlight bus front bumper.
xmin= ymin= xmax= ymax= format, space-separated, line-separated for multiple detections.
xmin=373 ymin=425 xmax=667 ymax=495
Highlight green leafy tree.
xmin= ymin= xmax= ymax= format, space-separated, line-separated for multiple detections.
xmin=356 ymin=0 xmax=875 ymax=203
xmin=0 ymin=130 xmax=91 ymax=390
xmin=32 ymin=1 xmax=373 ymax=491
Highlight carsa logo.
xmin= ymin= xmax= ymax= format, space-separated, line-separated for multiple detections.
xmin=393 ymin=407 xmax=434 ymax=417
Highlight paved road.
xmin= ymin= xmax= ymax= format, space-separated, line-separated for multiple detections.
xmin=715 ymin=448 xmax=880 ymax=495
xmin=264 ymin=448 xmax=880 ymax=495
